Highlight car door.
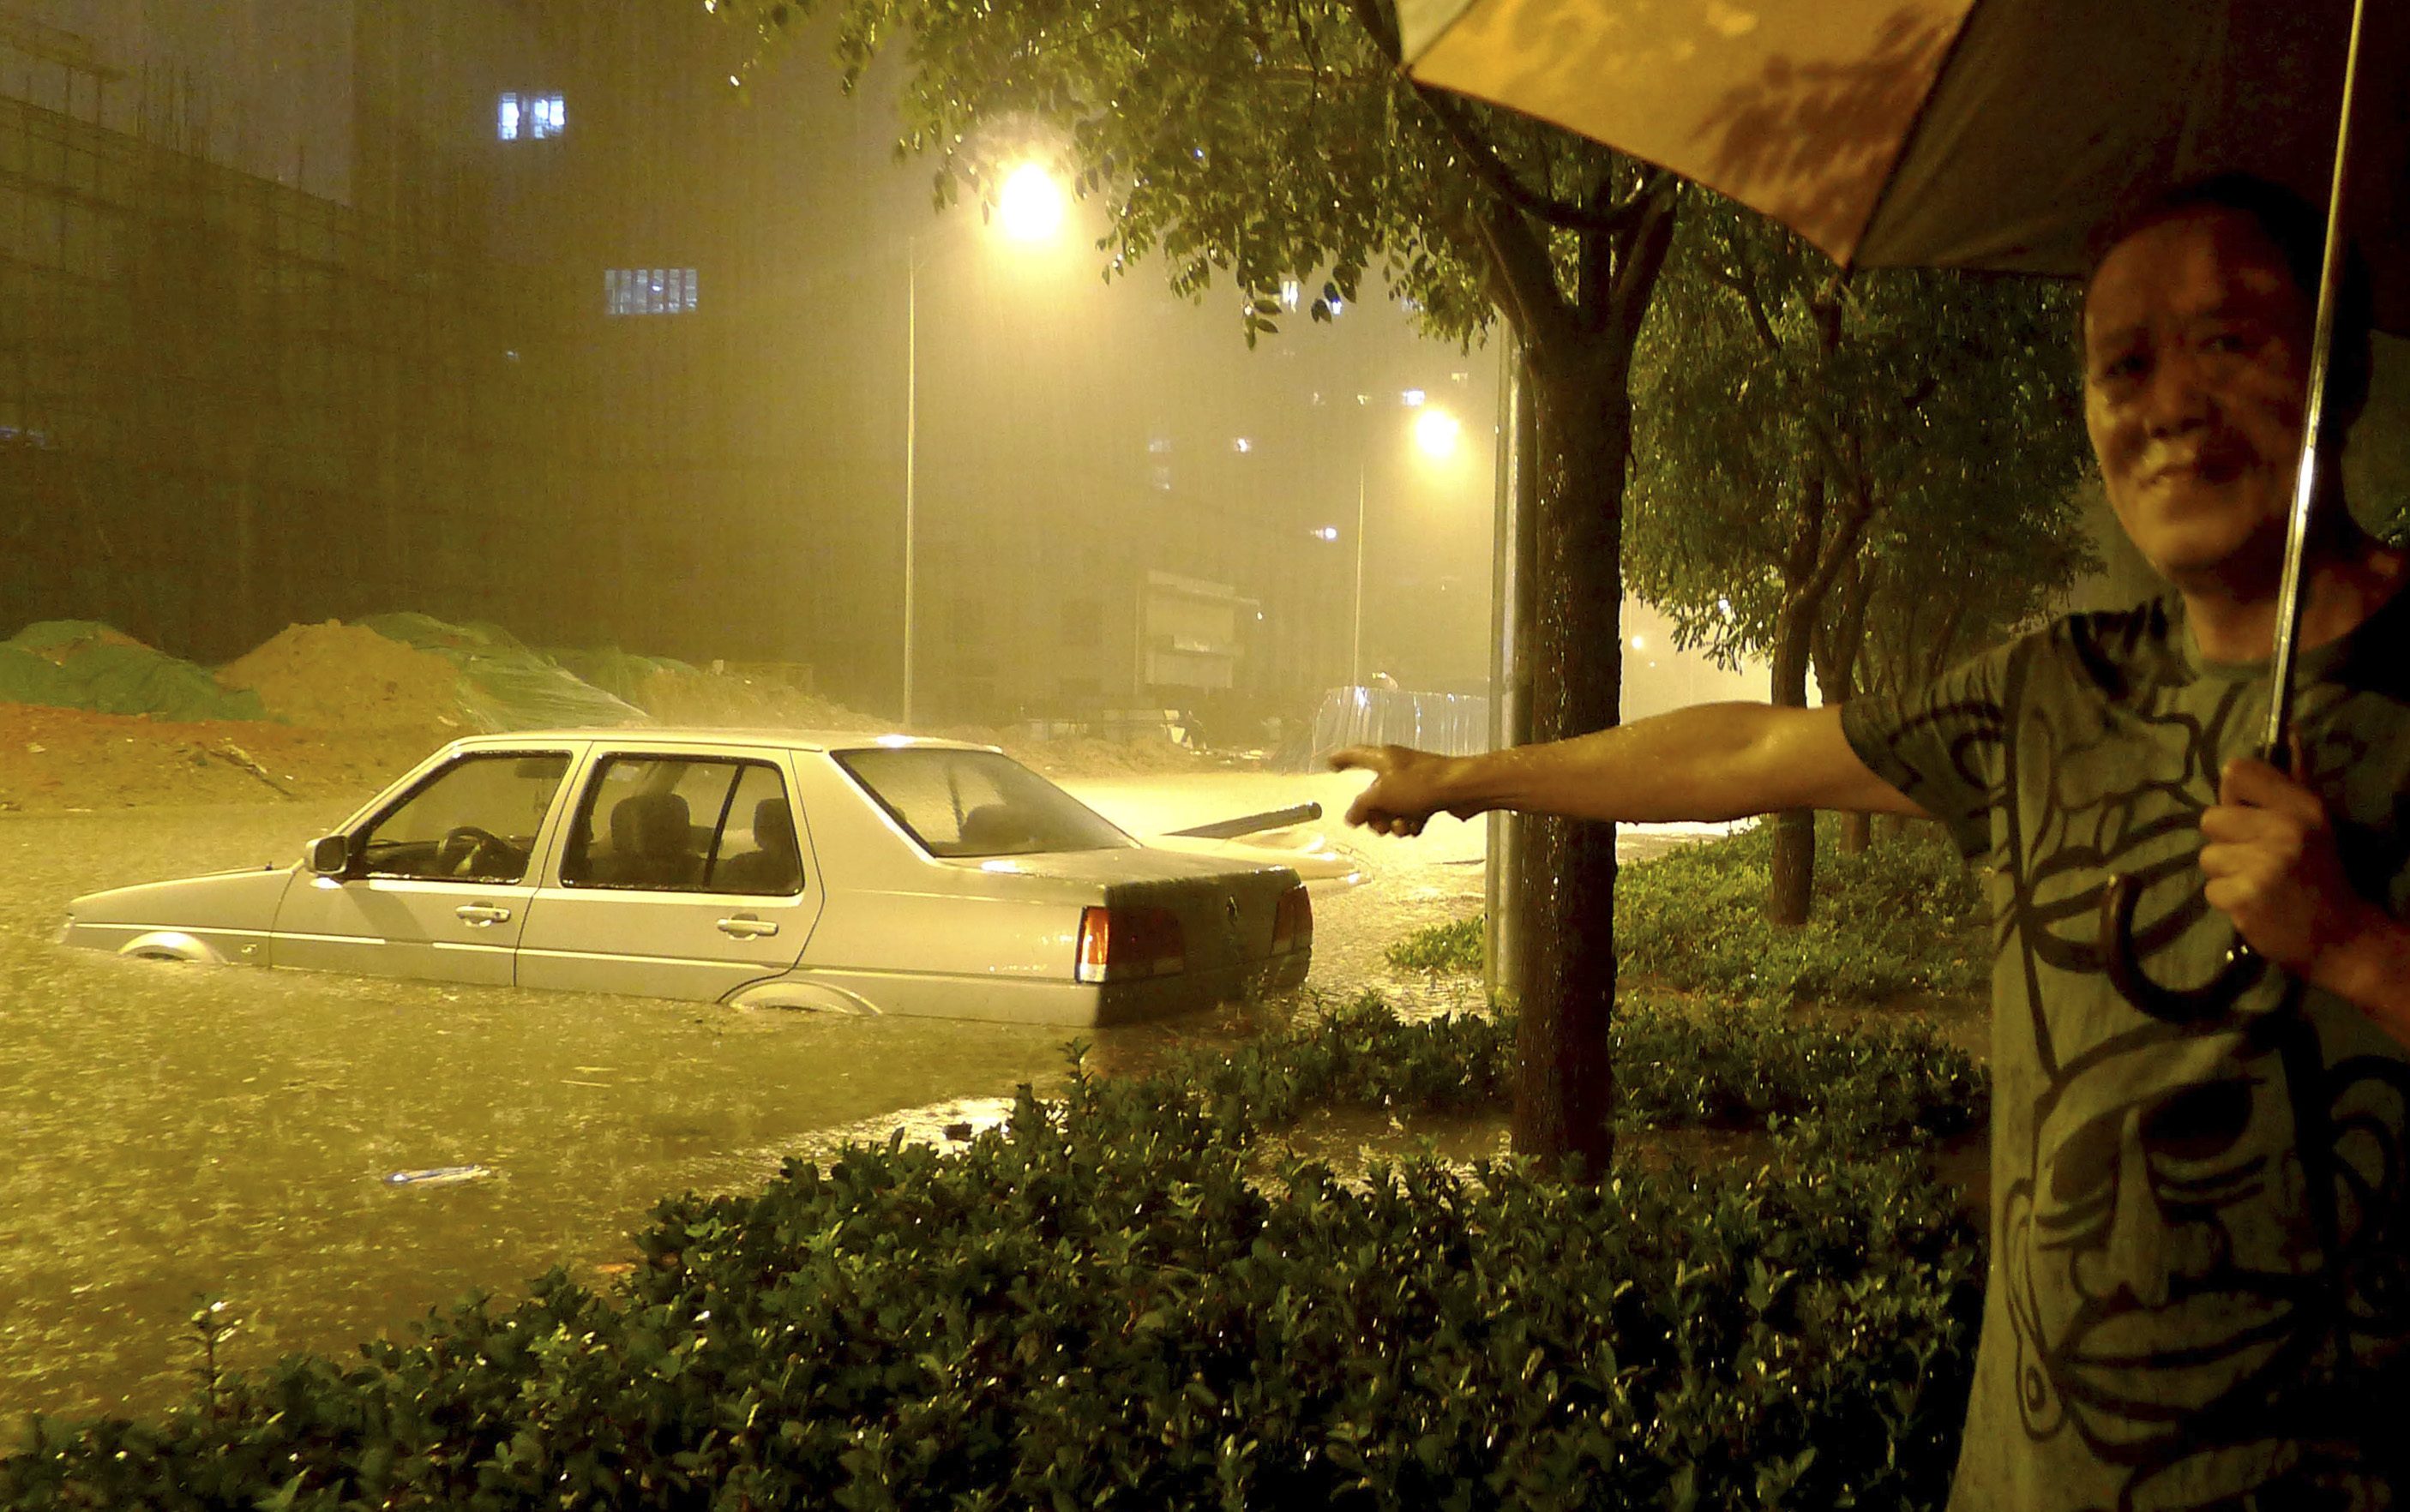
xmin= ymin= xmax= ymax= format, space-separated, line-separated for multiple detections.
xmin=514 ymin=751 xmax=820 ymax=1001
xmin=270 ymin=747 xmax=578 ymax=985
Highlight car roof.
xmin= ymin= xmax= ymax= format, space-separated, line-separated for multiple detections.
xmin=445 ymin=728 xmax=1003 ymax=756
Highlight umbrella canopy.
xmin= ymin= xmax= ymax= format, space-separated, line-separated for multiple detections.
xmin=1400 ymin=0 xmax=2410 ymax=332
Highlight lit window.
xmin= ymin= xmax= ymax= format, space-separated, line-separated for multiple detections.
xmin=500 ymin=93 xmax=565 ymax=141
xmin=1401 ymin=388 xmax=1426 ymax=407
xmin=605 ymin=267 xmax=701 ymax=316
xmin=1230 ymin=437 xmax=1252 ymax=454
xmin=1150 ymin=465 xmax=1173 ymax=492
xmin=1280 ymin=279 xmax=1301 ymax=310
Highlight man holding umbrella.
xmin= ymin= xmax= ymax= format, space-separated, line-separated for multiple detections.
xmin=1340 ymin=174 xmax=2408 ymax=1505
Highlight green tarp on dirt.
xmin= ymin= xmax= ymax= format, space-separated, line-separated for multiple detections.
xmin=546 ymin=646 xmax=697 ymax=708
xmin=0 ymin=621 xmax=266 ymax=722
xmin=355 ymin=614 xmax=647 ymax=733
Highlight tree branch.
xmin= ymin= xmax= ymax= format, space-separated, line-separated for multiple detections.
xmin=1607 ymin=171 xmax=1677 ymax=339
xmin=1337 ymin=0 xmax=1401 ymax=59
xmin=1704 ymin=263 xmax=1784 ymax=357
xmin=1470 ymin=196 xmax=1575 ymax=355
xmin=1796 ymin=467 xmax=1884 ymax=614
xmin=1409 ymin=86 xmax=1664 ymax=236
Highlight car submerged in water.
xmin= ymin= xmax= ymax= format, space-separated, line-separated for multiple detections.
xmin=58 ymin=730 xmax=1313 ymax=1024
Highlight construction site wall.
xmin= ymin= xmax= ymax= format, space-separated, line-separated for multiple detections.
xmin=0 ymin=87 xmax=571 ymax=662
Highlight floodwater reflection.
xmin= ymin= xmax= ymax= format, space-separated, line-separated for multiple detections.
xmin=0 ymin=794 xmax=1487 ymax=1425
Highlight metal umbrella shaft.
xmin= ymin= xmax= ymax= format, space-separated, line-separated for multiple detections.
xmin=2263 ymin=0 xmax=2372 ymax=765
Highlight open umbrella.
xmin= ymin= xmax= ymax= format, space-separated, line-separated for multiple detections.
xmin=1399 ymin=0 xmax=2407 ymax=1019
xmin=1399 ymin=0 xmax=2406 ymax=325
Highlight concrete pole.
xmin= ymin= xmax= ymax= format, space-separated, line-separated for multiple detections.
xmin=1485 ymin=331 xmax=1533 ymax=1005
xmin=1350 ymin=460 xmax=1367 ymax=687
xmin=903 ymin=241 xmax=919 ymax=729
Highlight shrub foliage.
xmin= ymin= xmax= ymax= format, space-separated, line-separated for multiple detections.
xmin=1391 ymin=822 xmax=1987 ymax=1009
xmin=3 ymin=999 xmax=1985 ymax=1510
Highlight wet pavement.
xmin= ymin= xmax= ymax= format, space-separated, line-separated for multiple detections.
xmin=0 ymin=775 xmax=1712 ymax=1425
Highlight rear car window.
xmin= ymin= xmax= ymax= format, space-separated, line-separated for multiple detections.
xmin=834 ymin=747 xmax=1132 ymax=858
xmin=561 ymin=755 xmax=803 ymax=894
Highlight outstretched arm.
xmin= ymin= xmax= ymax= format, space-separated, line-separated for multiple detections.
xmin=1331 ymin=702 xmax=1927 ymax=836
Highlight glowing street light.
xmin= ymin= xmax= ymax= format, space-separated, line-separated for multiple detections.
xmin=1348 ymin=402 xmax=1465 ymax=686
xmin=905 ymin=164 xmax=1069 ymax=727
xmin=1413 ymin=405 xmax=1463 ymax=461
xmin=997 ymin=162 xmax=1067 ymax=243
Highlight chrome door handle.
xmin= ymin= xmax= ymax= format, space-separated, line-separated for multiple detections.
xmin=455 ymin=903 xmax=513 ymax=926
xmin=717 ymin=915 xmax=778 ymax=939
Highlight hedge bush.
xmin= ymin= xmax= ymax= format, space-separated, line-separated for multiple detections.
xmin=1391 ymin=821 xmax=1986 ymax=1010
xmin=3 ymin=999 xmax=1986 ymax=1510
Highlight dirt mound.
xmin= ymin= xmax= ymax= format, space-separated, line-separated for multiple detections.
xmin=1014 ymin=732 xmax=1208 ymax=779
xmin=216 ymin=621 xmax=467 ymax=731
xmin=635 ymin=668 xmax=884 ymax=732
xmin=12 ymin=621 xmax=147 ymax=659
xmin=932 ymin=726 xmax=1211 ymax=780
xmin=0 ymin=703 xmax=451 ymax=813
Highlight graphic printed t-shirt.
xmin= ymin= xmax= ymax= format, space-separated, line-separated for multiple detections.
xmin=1843 ymin=595 xmax=2410 ymax=1510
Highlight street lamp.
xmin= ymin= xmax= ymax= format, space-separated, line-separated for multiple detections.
xmin=903 ymin=162 xmax=1067 ymax=729
xmin=1347 ymin=399 xmax=1461 ymax=687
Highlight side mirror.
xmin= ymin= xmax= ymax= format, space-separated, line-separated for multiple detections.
xmin=305 ymin=834 xmax=352 ymax=877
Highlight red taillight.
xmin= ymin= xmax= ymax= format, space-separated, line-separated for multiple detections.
xmin=1076 ymin=905 xmax=1186 ymax=983
xmin=1271 ymin=883 xmax=1313 ymax=956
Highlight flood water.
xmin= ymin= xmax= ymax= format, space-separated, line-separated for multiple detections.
xmin=0 ymin=779 xmax=1504 ymax=1425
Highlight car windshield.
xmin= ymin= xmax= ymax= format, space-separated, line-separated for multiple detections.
xmin=834 ymin=747 xmax=1133 ymax=859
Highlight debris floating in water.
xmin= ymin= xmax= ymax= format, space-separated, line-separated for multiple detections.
xmin=385 ymin=1165 xmax=494 ymax=1188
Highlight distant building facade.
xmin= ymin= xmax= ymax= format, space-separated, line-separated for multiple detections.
xmin=3 ymin=0 xmax=1499 ymax=728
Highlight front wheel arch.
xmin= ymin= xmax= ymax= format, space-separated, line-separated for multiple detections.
xmin=117 ymin=932 xmax=229 ymax=964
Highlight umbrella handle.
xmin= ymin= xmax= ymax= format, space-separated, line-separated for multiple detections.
xmin=2095 ymin=740 xmax=2290 ymax=1021
xmin=2097 ymin=872 xmax=2267 ymax=1023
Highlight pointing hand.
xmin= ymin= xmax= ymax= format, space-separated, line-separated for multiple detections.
xmin=1329 ymin=745 xmax=1475 ymax=837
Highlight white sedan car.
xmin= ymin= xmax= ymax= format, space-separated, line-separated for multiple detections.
xmin=59 ymin=730 xmax=1313 ymax=1025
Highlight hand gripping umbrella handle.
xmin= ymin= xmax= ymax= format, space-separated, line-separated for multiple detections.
xmin=2097 ymin=741 xmax=2288 ymax=1021
xmin=2097 ymin=873 xmax=2269 ymax=1024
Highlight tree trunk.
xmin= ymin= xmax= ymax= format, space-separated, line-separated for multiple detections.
xmin=1812 ymin=563 xmax=1874 ymax=855
xmin=1765 ymin=599 xmax=1816 ymax=926
xmin=1511 ymin=351 xmax=1629 ymax=1179
xmin=1812 ymin=635 xmax=1870 ymax=856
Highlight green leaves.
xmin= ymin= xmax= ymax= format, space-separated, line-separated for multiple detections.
xmin=1392 ymin=819 xmax=1989 ymax=1014
xmin=1613 ymin=818 xmax=1988 ymax=1011
xmin=1626 ymin=191 xmax=2092 ymax=680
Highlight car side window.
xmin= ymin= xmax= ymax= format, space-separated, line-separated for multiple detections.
xmin=710 ymin=764 xmax=804 ymax=896
xmin=561 ymin=756 xmax=802 ymax=895
xmin=357 ymin=753 xmax=570 ymax=883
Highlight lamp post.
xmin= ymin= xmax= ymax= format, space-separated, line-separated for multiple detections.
xmin=901 ymin=163 xmax=1066 ymax=729
xmin=905 ymin=243 xmax=922 ymax=728
xmin=1343 ymin=399 xmax=1462 ymax=688
xmin=1351 ymin=463 xmax=1367 ymax=686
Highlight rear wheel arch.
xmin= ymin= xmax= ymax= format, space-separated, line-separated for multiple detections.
xmin=723 ymin=977 xmax=880 ymax=1016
